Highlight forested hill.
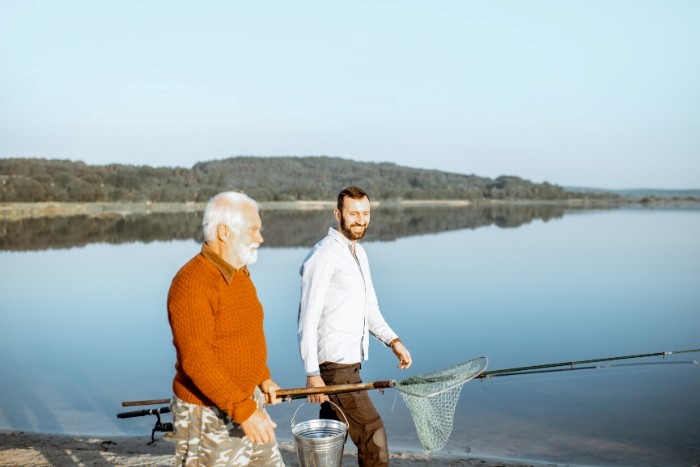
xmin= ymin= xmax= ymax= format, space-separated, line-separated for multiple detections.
xmin=1 ymin=156 xmax=586 ymax=203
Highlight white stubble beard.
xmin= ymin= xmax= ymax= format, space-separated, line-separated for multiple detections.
xmin=235 ymin=241 xmax=260 ymax=265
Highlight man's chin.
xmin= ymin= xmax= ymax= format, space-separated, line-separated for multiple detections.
xmin=237 ymin=246 xmax=259 ymax=266
xmin=343 ymin=226 xmax=367 ymax=240
xmin=246 ymin=251 xmax=259 ymax=265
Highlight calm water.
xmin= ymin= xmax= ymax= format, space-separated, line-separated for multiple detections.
xmin=1 ymin=204 xmax=698 ymax=466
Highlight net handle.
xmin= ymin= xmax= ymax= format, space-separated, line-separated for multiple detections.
xmin=277 ymin=380 xmax=394 ymax=400
xmin=280 ymin=357 xmax=488 ymax=400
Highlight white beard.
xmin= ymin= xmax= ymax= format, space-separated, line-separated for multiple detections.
xmin=235 ymin=242 xmax=260 ymax=266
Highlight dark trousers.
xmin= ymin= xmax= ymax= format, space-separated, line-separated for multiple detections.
xmin=319 ymin=362 xmax=389 ymax=467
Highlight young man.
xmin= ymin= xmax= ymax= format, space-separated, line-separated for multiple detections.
xmin=297 ymin=186 xmax=412 ymax=466
xmin=168 ymin=191 xmax=285 ymax=466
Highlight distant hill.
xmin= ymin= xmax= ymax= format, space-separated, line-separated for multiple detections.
xmin=566 ymin=186 xmax=700 ymax=199
xmin=0 ymin=156 xmax=608 ymax=203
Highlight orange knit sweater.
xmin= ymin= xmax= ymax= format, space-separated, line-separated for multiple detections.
xmin=167 ymin=244 xmax=270 ymax=424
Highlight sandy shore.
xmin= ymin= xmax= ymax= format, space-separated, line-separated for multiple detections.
xmin=0 ymin=430 xmax=550 ymax=466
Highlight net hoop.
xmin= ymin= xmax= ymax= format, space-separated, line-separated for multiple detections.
xmin=394 ymin=356 xmax=488 ymax=397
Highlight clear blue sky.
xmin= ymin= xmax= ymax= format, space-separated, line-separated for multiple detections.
xmin=1 ymin=1 xmax=698 ymax=189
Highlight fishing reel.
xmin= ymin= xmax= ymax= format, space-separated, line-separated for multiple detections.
xmin=116 ymin=406 xmax=174 ymax=445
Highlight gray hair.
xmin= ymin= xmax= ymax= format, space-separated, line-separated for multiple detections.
xmin=202 ymin=191 xmax=259 ymax=242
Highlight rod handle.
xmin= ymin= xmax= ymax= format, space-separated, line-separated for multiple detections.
xmin=122 ymin=399 xmax=170 ymax=407
xmin=117 ymin=407 xmax=171 ymax=418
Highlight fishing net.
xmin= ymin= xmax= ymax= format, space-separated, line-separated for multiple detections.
xmin=394 ymin=356 xmax=488 ymax=452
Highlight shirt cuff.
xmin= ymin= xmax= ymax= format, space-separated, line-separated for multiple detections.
xmin=387 ymin=337 xmax=401 ymax=348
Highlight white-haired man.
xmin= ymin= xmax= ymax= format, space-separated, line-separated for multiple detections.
xmin=167 ymin=191 xmax=285 ymax=466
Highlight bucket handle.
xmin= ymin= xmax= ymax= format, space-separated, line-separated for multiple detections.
xmin=291 ymin=401 xmax=349 ymax=430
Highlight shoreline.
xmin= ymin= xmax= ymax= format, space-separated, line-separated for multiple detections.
xmin=1 ymin=197 xmax=685 ymax=221
xmin=0 ymin=430 xmax=554 ymax=467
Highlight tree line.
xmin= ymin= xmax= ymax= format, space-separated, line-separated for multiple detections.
xmin=0 ymin=156 xmax=615 ymax=203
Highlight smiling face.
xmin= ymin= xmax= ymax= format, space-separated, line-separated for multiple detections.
xmin=335 ymin=195 xmax=370 ymax=241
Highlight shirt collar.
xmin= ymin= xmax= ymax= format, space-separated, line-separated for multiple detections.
xmin=201 ymin=243 xmax=249 ymax=284
xmin=328 ymin=226 xmax=356 ymax=247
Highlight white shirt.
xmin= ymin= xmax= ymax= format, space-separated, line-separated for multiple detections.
xmin=298 ymin=227 xmax=398 ymax=376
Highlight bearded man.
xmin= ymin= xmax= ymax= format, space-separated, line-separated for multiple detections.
xmin=168 ymin=191 xmax=285 ymax=466
xmin=297 ymin=186 xmax=412 ymax=466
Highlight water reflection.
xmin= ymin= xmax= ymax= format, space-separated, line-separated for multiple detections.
xmin=0 ymin=203 xmax=579 ymax=251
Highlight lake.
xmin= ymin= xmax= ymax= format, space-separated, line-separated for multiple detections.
xmin=0 ymin=203 xmax=698 ymax=466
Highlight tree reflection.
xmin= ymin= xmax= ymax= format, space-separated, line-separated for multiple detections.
xmin=0 ymin=204 xmax=591 ymax=251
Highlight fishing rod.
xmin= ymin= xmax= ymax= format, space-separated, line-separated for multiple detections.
xmin=120 ymin=348 xmax=700 ymax=406
xmin=477 ymin=348 xmax=700 ymax=379
xmin=479 ymin=360 xmax=697 ymax=379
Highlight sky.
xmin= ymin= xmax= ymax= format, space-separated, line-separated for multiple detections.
xmin=1 ymin=1 xmax=699 ymax=189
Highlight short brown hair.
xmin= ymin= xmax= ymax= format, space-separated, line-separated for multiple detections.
xmin=337 ymin=186 xmax=370 ymax=211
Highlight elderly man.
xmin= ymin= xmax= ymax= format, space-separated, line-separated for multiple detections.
xmin=168 ymin=191 xmax=284 ymax=466
xmin=298 ymin=186 xmax=412 ymax=466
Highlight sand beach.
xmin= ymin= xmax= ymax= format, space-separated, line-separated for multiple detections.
xmin=0 ymin=430 xmax=555 ymax=467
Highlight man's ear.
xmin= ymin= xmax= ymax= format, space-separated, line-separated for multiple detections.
xmin=333 ymin=208 xmax=341 ymax=224
xmin=216 ymin=224 xmax=230 ymax=242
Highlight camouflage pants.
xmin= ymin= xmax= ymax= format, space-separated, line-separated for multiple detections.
xmin=171 ymin=388 xmax=285 ymax=466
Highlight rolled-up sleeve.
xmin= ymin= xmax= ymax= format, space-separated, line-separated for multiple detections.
xmin=363 ymin=256 xmax=398 ymax=345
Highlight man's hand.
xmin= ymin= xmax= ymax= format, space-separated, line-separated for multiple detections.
xmin=392 ymin=340 xmax=413 ymax=369
xmin=306 ymin=375 xmax=330 ymax=403
xmin=240 ymin=409 xmax=277 ymax=445
xmin=260 ymin=378 xmax=282 ymax=405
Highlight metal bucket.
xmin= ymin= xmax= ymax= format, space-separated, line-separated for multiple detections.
xmin=291 ymin=401 xmax=349 ymax=467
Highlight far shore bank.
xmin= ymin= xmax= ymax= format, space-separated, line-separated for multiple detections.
xmin=2 ymin=197 xmax=691 ymax=221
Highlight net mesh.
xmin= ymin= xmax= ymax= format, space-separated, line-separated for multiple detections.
xmin=394 ymin=357 xmax=488 ymax=453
